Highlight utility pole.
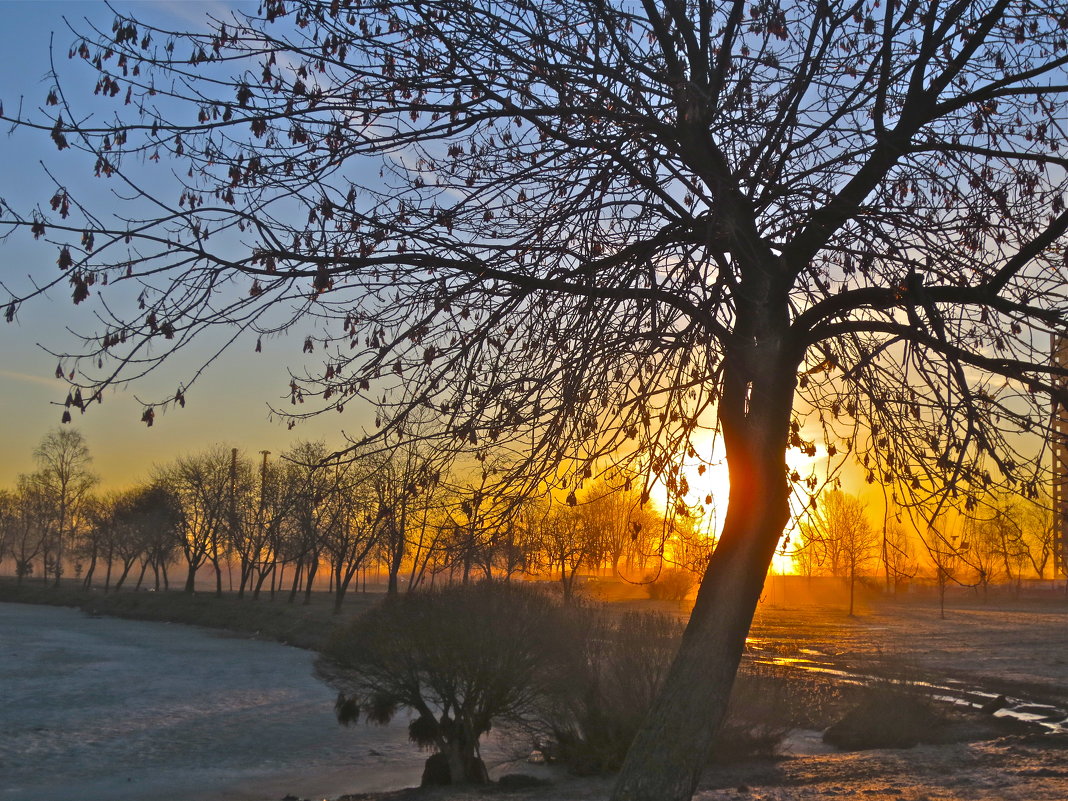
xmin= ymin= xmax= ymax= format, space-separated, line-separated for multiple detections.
xmin=259 ymin=450 xmax=271 ymax=597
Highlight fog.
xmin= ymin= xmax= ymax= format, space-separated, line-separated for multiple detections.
xmin=0 ymin=603 xmax=423 ymax=801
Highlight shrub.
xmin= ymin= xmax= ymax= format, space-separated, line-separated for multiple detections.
xmin=712 ymin=663 xmax=836 ymax=762
xmin=546 ymin=627 xmax=842 ymax=772
xmin=644 ymin=569 xmax=695 ymax=601
xmin=545 ymin=611 xmax=684 ymax=774
xmin=321 ymin=581 xmax=577 ymax=785
xmin=822 ymin=686 xmax=942 ymax=749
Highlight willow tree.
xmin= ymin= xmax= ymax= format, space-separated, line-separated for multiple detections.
xmin=3 ymin=1 xmax=1068 ymax=798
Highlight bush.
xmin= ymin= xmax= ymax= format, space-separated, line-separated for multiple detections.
xmin=546 ymin=627 xmax=847 ymax=772
xmin=712 ymin=663 xmax=840 ymax=762
xmin=545 ymin=611 xmax=684 ymax=774
xmin=644 ymin=569 xmax=695 ymax=601
xmin=321 ymin=581 xmax=578 ymax=785
xmin=823 ymin=680 xmax=942 ymax=750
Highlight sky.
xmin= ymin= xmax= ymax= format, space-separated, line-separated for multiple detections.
xmin=0 ymin=1 xmax=361 ymax=488
xmin=0 ymin=1 xmax=876 ymax=534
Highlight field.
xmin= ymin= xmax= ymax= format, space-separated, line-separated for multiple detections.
xmin=4 ymin=576 xmax=1068 ymax=800
xmin=338 ymin=584 xmax=1068 ymax=801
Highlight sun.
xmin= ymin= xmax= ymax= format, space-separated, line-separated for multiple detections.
xmin=653 ymin=431 xmax=830 ymax=576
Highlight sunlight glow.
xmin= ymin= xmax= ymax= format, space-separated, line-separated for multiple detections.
xmin=650 ymin=430 xmax=832 ymax=575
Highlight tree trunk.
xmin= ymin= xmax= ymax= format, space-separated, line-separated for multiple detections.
xmin=611 ymin=331 xmax=795 ymax=801
xmin=184 ymin=562 xmax=197 ymax=593
xmin=114 ymin=561 xmax=134 ymax=591
xmin=134 ymin=560 xmax=149 ymax=591
xmin=303 ymin=559 xmax=319 ymax=605
xmin=83 ymin=552 xmax=97 ymax=590
xmin=333 ymin=564 xmax=356 ymax=614
xmin=288 ymin=559 xmax=303 ymax=604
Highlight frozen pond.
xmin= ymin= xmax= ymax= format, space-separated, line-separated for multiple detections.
xmin=0 ymin=602 xmax=424 ymax=801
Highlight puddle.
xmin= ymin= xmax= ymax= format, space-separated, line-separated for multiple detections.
xmin=778 ymin=728 xmax=837 ymax=756
xmin=745 ymin=645 xmax=1068 ymax=735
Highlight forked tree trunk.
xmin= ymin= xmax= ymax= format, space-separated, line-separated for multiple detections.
xmin=612 ymin=332 xmax=796 ymax=801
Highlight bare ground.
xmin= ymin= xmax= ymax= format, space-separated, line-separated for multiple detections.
xmin=336 ymin=589 xmax=1068 ymax=801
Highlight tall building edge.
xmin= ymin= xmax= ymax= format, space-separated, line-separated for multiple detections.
xmin=1052 ymin=335 xmax=1068 ymax=577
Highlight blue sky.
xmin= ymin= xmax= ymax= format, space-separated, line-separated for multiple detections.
xmin=0 ymin=1 xmax=369 ymax=487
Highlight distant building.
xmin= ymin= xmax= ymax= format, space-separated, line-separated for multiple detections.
xmin=1052 ymin=336 xmax=1068 ymax=576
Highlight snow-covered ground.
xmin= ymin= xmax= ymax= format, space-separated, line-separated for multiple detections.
xmin=0 ymin=602 xmax=423 ymax=801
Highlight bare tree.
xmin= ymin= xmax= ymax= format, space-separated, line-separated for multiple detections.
xmin=319 ymin=457 xmax=382 ymax=613
xmin=882 ymin=519 xmax=917 ymax=594
xmin=0 ymin=490 xmax=13 ymax=576
xmin=115 ymin=482 xmax=182 ymax=591
xmin=30 ymin=429 xmax=96 ymax=586
xmin=1019 ymin=496 xmax=1056 ymax=580
xmin=800 ymin=490 xmax=879 ymax=614
xmin=928 ymin=522 xmax=967 ymax=620
xmin=248 ymin=454 xmax=295 ymax=599
xmin=282 ymin=440 xmax=335 ymax=604
xmin=156 ymin=447 xmax=233 ymax=594
xmin=6 ymin=478 xmax=53 ymax=585
xmin=369 ymin=438 xmax=449 ymax=594
xmin=4 ymin=2 xmax=1068 ymax=798
xmin=540 ymin=502 xmax=600 ymax=603
xmin=981 ymin=498 xmax=1034 ymax=595
xmin=963 ymin=512 xmax=1001 ymax=598
xmin=579 ymin=472 xmax=651 ymax=579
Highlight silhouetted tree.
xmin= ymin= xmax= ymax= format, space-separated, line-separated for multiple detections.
xmin=156 ymin=447 xmax=234 ymax=594
xmin=0 ymin=490 xmax=12 ymax=576
xmin=115 ymin=482 xmax=182 ymax=591
xmin=281 ymin=440 xmax=335 ymax=604
xmin=369 ymin=438 xmax=449 ymax=594
xmin=5 ymin=479 xmax=52 ymax=585
xmin=318 ymin=456 xmax=382 ymax=613
xmin=928 ymin=522 xmax=966 ymax=619
xmin=4 ymin=3 xmax=1068 ymax=798
xmin=325 ymin=582 xmax=573 ymax=785
xmin=541 ymin=502 xmax=599 ymax=603
xmin=30 ymin=429 xmax=96 ymax=586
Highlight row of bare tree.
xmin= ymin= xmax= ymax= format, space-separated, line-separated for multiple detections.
xmin=1 ymin=429 xmax=717 ymax=609
xmin=795 ymin=490 xmax=1057 ymax=615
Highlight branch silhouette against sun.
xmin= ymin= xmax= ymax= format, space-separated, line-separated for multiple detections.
xmin=2 ymin=2 xmax=1068 ymax=800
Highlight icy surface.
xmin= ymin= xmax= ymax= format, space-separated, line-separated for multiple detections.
xmin=0 ymin=602 xmax=423 ymax=801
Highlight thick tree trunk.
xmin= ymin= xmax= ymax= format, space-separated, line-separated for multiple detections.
xmin=611 ymin=328 xmax=796 ymax=801
xmin=610 ymin=483 xmax=790 ymax=798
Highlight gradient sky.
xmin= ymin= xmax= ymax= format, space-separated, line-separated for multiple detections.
xmin=0 ymin=1 xmax=878 ymax=533
xmin=1 ymin=1 xmax=368 ymax=488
